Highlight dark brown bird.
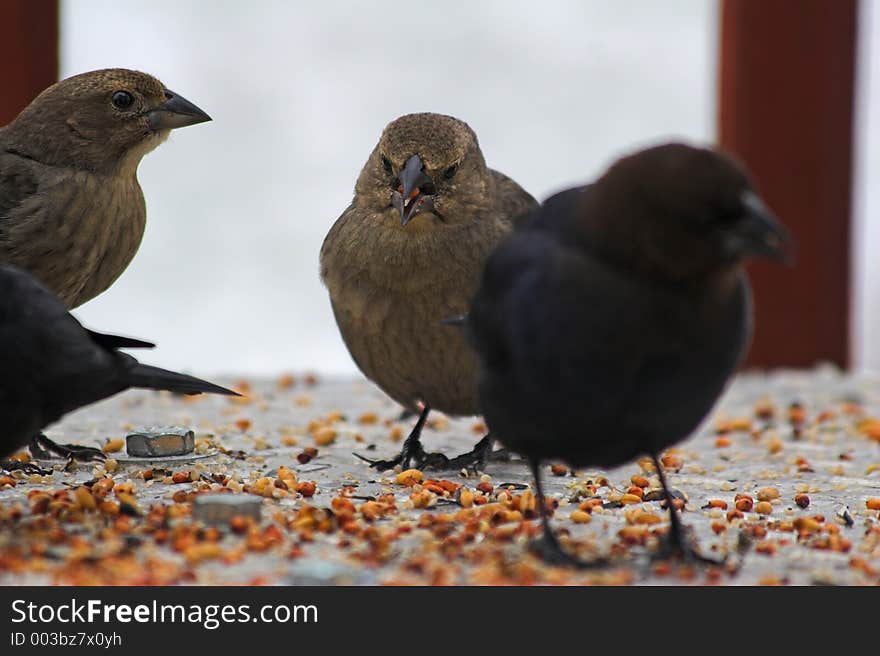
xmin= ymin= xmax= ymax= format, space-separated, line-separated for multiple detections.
xmin=465 ymin=143 xmax=792 ymax=566
xmin=0 ymin=264 xmax=238 ymax=471
xmin=0 ymin=68 xmax=210 ymax=308
xmin=320 ymin=113 xmax=536 ymax=470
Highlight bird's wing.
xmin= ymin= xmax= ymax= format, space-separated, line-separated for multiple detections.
xmin=470 ymin=232 xmax=673 ymax=427
xmin=85 ymin=330 xmax=156 ymax=351
xmin=0 ymin=150 xmax=40 ymax=237
xmin=319 ymin=202 xmax=357 ymax=282
xmin=0 ymin=266 xmax=121 ymax=416
xmin=489 ymin=169 xmax=538 ymax=228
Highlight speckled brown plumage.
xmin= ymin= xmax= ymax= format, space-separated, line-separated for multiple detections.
xmin=320 ymin=113 xmax=536 ymax=468
xmin=0 ymin=69 xmax=209 ymax=308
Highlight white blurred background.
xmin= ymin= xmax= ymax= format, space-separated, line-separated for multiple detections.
xmin=57 ymin=0 xmax=877 ymax=377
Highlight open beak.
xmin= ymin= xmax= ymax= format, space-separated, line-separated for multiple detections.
xmin=147 ymin=89 xmax=212 ymax=131
xmin=391 ymin=154 xmax=435 ymax=227
xmin=728 ymin=191 xmax=794 ymax=264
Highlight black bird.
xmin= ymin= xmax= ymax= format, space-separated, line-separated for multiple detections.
xmin=465 ymin=143 xmax=791 ymax=565
xmin=0 ymin=264 xmax=238 ymax=470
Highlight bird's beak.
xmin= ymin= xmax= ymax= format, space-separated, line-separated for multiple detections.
xmin=727 ymin=191 xmax=794 ymax=264
xmin=147 ymin=89 xmax=212 ymax=130
xmin=392 ymin=154 xmax=434 ymax=227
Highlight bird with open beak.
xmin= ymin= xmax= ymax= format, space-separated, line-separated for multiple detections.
xmin=320 ymin=112 xmax=537 ymax=471
xmin=0 ymin=68 xmax=211 ymax=309
xmin=465 ymin=143 xmax=792 ymax=567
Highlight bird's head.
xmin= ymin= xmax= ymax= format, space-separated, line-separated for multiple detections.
xmin=356 ymin=113 xmax=492 ymax=228
xmin=583 ymin=143 xmax=793 ymax=280
xmin=5 ymin=68 xmax=210 ymax=173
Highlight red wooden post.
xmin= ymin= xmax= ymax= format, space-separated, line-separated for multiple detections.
xmin=0 ymin=0 xmax=58 ymax=125
xmin=718 ymin=0 xmax=857 ymax=368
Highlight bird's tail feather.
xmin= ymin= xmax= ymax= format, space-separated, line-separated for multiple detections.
xmin=127 ymin=364 xmax=240 ymax=397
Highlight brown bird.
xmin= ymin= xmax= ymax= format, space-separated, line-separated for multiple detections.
xmin=0 ymin=68 xmax=210 ymax=308
xmin=320 ymin=113 xmax=536 ymax=470
xmin=465 ymin=143 xmax=792 ymax=566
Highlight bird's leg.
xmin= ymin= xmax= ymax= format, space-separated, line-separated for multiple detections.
xmin=355 ymin=406 xmax=431 ymax=470
xmin=0 ymin=459 xmax=52 ymax=475
xmin=528 ymin=460 xmax=607 ymax=569
xmin=29 ymin=433 xmax=106 ymax=463
xmin=651 ymin=453 xmax=723 ymax=565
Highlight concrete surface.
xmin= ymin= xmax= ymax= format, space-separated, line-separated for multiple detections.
xmin=1 ymin=368 xmax=879 ymax=585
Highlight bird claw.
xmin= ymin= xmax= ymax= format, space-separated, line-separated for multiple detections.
xmin=356 ymin=440 xmax=509 ymax=473
xmin=427 ymin=434 xmax=512 ymax=473
xmin=0 ymin=460 xmax=52 ymax=475
xmin=29 ymin=434 xmax=106 ymax=463
xmin=354 ymin=451 xmax=406 ymax=471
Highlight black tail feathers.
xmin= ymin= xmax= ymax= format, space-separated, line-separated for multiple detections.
xmin=127 ymin=364 xmax=240 ymax=397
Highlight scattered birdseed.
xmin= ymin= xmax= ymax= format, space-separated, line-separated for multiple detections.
xmin=3 ymin=372 xmax=880 ymax=586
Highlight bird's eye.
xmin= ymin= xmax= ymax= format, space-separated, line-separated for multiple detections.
xmin=111 ymin=91 xmax=134 ymax=110
xmin=444 ymin=163 xmax=459 ymax=180
xmin=381 ymin=156 xmax=393 ymax=175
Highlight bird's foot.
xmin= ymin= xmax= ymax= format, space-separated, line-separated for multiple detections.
xmin=354 ymin=442 xmax=503 ymax=473
xmin=354 ymin=451 xmax=404 ymax=471
xmin=29 ymin=434 xmax=106 ymax=463
xmin=0 ymin=459 xmax=52 ymax=475
xmin=529 ymin=531 xmax=608 ymax=570
xmin=652 ymin=526 xmax=724 ymax=566
xmin=355 ymin=405 xmax=432 ymax=471
xmin=354 ymin=439 xmax=427 ymax=471
xmin=432 ymin=434 xmax=510 ymax=472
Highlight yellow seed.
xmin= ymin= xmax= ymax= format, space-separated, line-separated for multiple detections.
xmin=518 ymin=489 xmax=537 ymax=513
xmin=184 ymin=543 xmax=223 ymax=565
xmin=570 ymin=510 xmax=593 ymax=524
xmin=630 ymin=510 xmax=663 ymax=525
xmin=756 ymin=487 xmax=780 ymax=501
xmin=102 ymin=438 xmax=124 ymax=454
xmin=620 ymin=494 xmax=643 ymax=505
xmin=459 ymin=488 xmax=474 ymax=508
xmin=313 ymin=427 xmax=337 ymax=446
xmin=793 ymin=517 xmax=821 ymax=533
xmin=74 ymin=486 xmax=97 ymax=511
xmin=755 ymin=501 xmax=773 ymax=515
xmin=410 ymin=490 xmax=435 ymax=508
xmin=396 ymin=469 xmax=423 ymax=486
xmin=277 ymin=465 xmax=297 ymax=487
